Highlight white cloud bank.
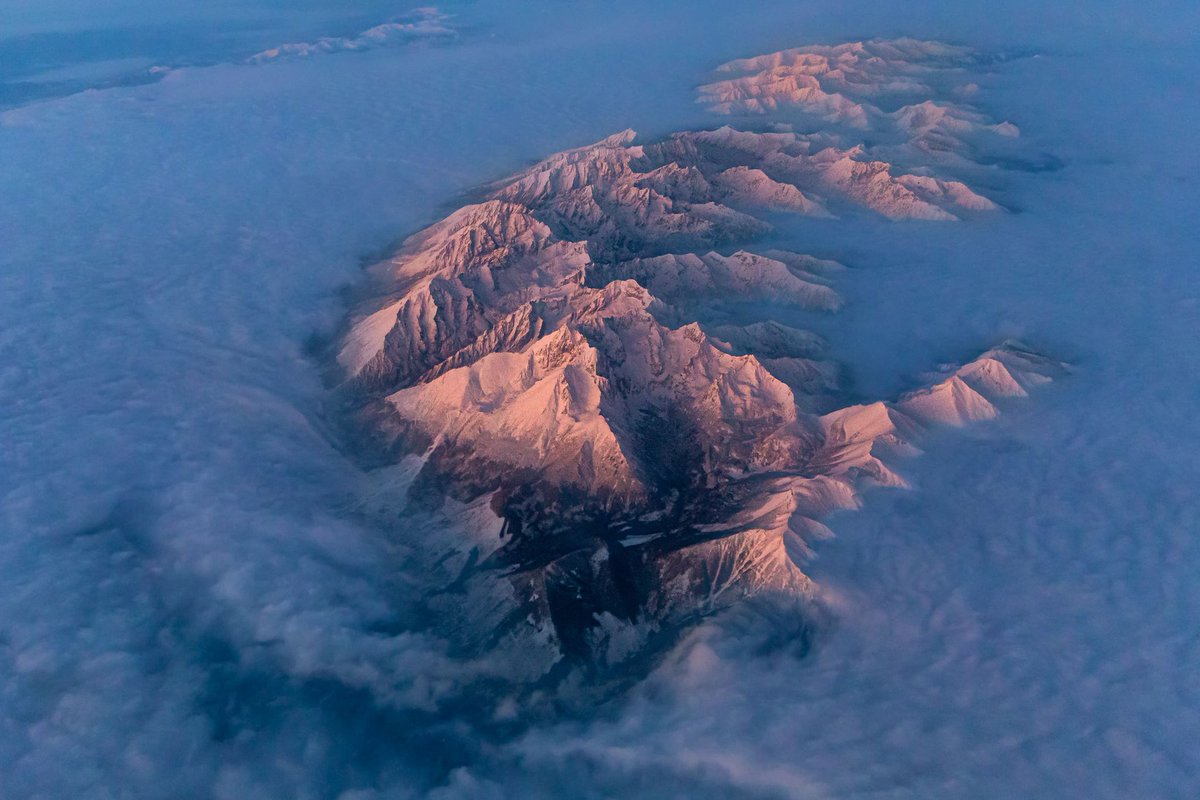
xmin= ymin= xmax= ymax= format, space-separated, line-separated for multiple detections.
xmin=1 ymin=0 xmax=1198 ymax=798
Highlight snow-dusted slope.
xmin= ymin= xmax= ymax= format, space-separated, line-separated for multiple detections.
xmin=337 ymin=42 xmax=1061 ymax=675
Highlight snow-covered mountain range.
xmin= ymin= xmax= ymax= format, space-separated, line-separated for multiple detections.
xmin=335 ymin=40 xmax=1063 ymax=678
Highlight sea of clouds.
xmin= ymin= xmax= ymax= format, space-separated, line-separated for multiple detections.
xmin=1 ymin=0 xmax=1198 ymax=797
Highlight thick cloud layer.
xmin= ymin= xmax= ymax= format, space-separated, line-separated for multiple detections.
xmin=2 ymin=1 xmax=1198 ymax=798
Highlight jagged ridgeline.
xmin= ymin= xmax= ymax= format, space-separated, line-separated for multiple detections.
xmin=335 ymin=40 xmax=1063 ymax=678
